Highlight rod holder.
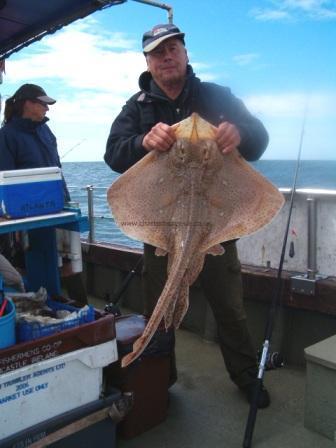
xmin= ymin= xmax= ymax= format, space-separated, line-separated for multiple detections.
xmin=86 ymin=185 xmax=95 ymax=243
xmin=307 ymin=197 xmax=317 ymax=279
xmin=291 ymin=196 xmax=320 ymax=296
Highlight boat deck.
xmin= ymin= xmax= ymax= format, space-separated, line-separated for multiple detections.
xmin=117 ymin=327 xmax=334 ymax=448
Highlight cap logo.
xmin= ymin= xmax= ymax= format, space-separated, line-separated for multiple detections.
xmin=153 ymin=26 xmax=168 ymax=36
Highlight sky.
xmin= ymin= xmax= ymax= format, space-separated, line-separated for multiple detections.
xmin=0 ymin=0 xmax=335 ymax=162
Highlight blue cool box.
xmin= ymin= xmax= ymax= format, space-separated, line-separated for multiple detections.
xmin=0 ymin=167 xmax=64 ymax=218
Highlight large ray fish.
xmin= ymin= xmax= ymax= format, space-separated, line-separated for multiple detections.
xmin=107 ymin=113 xmax=284 ymax=368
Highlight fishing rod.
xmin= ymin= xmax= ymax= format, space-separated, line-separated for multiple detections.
xmin=242 ymin=105 xmax=308 ymax=448
xmin=60 ymin=138 xmax=86 ymax=160
xmin=105 ymin=255 xmax=143 ymax=316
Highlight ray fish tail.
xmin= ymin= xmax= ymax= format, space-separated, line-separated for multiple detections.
xmin=121 ymin=237 xmax=195 ymax=368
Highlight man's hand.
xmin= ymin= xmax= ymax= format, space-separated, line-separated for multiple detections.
xmin=142 ymin=122 xmax=176 ymax=152
xmin=216 ymin=122 xmax=241 ymax=154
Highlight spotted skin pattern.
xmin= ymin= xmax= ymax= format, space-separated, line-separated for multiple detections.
xmin=107 ymin=114 xmax=284 ymax=368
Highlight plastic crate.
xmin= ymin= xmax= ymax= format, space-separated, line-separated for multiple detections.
xmin=0 ymin=340 xmax=118 ymax=440
xmin=0 ymin=312 xmax=116 ymax=375
xmin=0 ymin=389 xmax=122 ymax=448
xmin=16 ymin=299 xmax=95 ymax=342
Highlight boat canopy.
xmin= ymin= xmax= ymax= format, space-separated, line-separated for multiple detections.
xmin=0 ymin=0 xmax=126 ymax=60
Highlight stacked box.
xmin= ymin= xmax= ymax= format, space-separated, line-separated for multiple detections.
xmin=16 ymin=299 xmax=95 ymax=342
xmin=0 ymin=340 xmax=118 ymax=440
xmin=0 ymin=390 xmax=122 ymax=448
xmin=0 ymin=312 xmax=116 ymax=374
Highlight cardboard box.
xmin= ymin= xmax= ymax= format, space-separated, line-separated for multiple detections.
xmin=0 ymin=167 xmax=64 ymax=218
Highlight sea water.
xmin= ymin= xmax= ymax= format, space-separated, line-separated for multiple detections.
xmin=62 ymin=160 xmax=336 ymax=248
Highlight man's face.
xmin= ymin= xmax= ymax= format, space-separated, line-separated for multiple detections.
xmin=145 ymin=38 xmax=188 ymax=87
xmin=22 ymin=99 xmax=49 ymax=122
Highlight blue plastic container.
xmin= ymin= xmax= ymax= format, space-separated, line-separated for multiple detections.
xmin=0 ymin=167 xmax=64 ymax=218
xmin=0 ymin=298 xmax=16 ymax=349
xmin=16 ymin=299 xmax=95 ymax=342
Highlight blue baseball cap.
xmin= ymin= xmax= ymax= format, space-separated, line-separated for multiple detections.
xmin=142 ymin=24 xmax=185 ymax=53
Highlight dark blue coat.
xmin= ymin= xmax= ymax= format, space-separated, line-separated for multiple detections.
xmin=104 ymin=65 xmax=269 ymax=174
xmin=0 ymin=116 xmax=70 ymax=201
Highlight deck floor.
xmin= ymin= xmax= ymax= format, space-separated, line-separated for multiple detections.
xmin=117 ymin=327 xmax=334 ymax=448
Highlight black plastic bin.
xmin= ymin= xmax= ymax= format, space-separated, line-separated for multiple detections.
xmin=104 ymin=314 xmax=174 ymax=439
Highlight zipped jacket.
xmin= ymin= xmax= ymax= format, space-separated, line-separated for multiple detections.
xmin=105 ymin=65 xmax=269 ymax=174
xmin=0 ymin=116 xmax=70 ymax=201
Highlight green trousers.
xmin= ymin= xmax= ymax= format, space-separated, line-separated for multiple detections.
xmin=142 ymin=241 xmax=258 ymax=388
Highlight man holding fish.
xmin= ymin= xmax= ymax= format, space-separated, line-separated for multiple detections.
xmin=105 ymin=24 xmax=271 ymax=408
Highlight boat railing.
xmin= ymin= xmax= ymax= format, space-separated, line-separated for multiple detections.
xmin=85 ymin=185 xmax=95 ymax=244
xmin=73 ymin=185 xmax=336 ymax=279
xmin=239 ymin=187 xmax=336 ymax=280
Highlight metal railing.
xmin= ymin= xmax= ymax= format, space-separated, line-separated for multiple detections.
xmin=85 ymin=185 xmax=95 ymax=244
xmin=279 ymin=187 xmax=336 ymax=280
xmin=131 ymin=0 xmax=173 ymax=22
xmin=80 ymin=185 xmax=336 ymax=279
xmin=307 ymin=197 xmax=317 ymax=280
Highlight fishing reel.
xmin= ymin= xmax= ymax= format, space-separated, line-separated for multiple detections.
xmin=104 ymin=302 xmax=122 ymax=317
xmin=257 ymin=350 xmax=284 ymax=371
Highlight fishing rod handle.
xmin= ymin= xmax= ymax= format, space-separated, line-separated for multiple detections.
xmin=242 ymin=378 xmax=263 ymax=448
xmin=111 ymin=256 xmax=143 ymax=305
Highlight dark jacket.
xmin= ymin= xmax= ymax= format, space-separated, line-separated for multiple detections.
xmin=104 ymin=65 xmax=269 ymax=174
xmin=0 ymin=116 xmax=70 ymax=201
